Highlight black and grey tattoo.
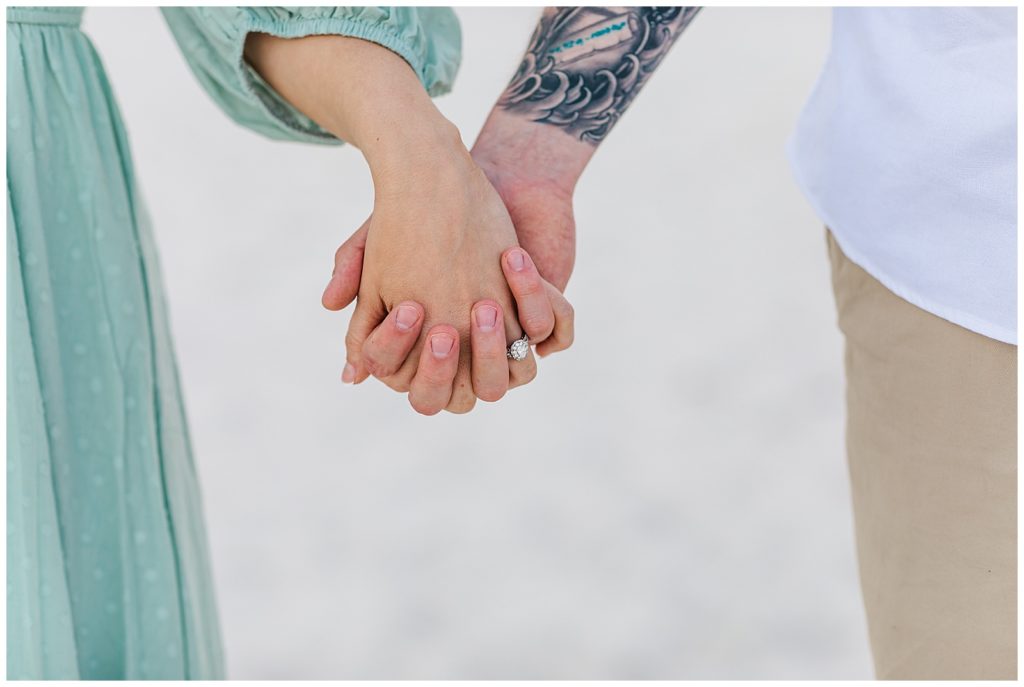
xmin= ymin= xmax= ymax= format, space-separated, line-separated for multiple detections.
xmin=499 ymin=7 xmax=700 ymax=144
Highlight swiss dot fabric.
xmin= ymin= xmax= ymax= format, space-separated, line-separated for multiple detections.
xmin=6 ymin=5 xmax=461 ymax=679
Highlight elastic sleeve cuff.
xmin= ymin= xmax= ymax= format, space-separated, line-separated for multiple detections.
xmin=239 ymin=16 xmax=441 ymax=144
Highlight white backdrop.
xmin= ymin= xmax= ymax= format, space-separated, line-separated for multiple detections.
xmin=84 ymin=6 xmax=873 ymax=679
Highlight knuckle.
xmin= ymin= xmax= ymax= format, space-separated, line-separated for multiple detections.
xmin=520 ymin=360 xmax=538 ymax=384
xmin=361 ymin=351 xmax=394 ymax=379
xmin=381 ymin=373 xmax=410 ymax=393
xmin=344 ymin=330 xmax=364 ymax=353
xmin=418 ymin=374 xmax=449 ymax=390
xmin=563 ymin=301 xmax=575 ymax=323
xmin=514 ymin=278 xmax=545 ymax=299
xmin=552 ymin=329 xmax=574 ymax=352
xmin=409 ymin=395 xmax=443 ymax=416
xmin=475 ymin=382 xmax=508 ymax=403
xmin=417 ymin=365 xmax=454 ymax=387
xmin=510 ymin=362 xmax=537 ymax=388
xmin=549 ymin=339 xmax=570 ymax=354
xmin=360 ymin=353 xmax=381 ymax=377
xmin=522 ymin=310 xmax=554 ymax=337
xmin=445 ymin=389 xmax=477 ymax=414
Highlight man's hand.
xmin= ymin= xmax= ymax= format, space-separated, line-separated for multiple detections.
xmin=323 ymin=107 xmax=587 ymax=320
xmin=294 ymin=5 xmax=698 ymax=415
xmin=469 ymin=109 xmax=588 ymax=291
xmin=350 ymin=140 xmax=527 ymax=414
xmin=322 ymin=138 xmax=574 ymax=414
xmin=472 ymin=7 xmax=701 ymax=286
xmin=244 ymin=32 xmax=574 ymax=414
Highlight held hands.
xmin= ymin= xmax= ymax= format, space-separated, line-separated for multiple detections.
xmin=322 ymin=130 xmax=574 ymax=415
xmin=246 ymin=9 xmax=681 ymax=415
xmin=241 ymin=33 xmax=585 ymax=415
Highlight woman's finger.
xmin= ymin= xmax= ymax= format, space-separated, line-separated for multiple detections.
xmin=501 ymin=247 xmax=555 ymax=343
xmin=408 ymin=325 xmax=460 ymax=416
xmin=535 ymin=280 xmax=575 ymax=357
xmin=322 ymin=218 xmax=369 ymax=311
xmin=470 ymin=300 xmax=510 ymax=402
xmin=359 ymin=301 xmax=424 ymax=381
xmin=506 ymin=325 xmax=538 ymax=391
xmin=507 ymin=352 xmax=538 ymax=390
xmin=445 ymin=371 xmax=478 ymax=414
xmin=343 ymin=295 xmax=387 ymax=385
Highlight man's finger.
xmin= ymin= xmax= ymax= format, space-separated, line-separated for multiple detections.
xmin=322 ymin=218 xmax=369 ymax=311
xmin=535 ymin=280 xmax=575 ymax=357
xmin=343 ymin=295 xmax=386 ymax=384
xmin=501 ymin=247 xmax=555 ymax=343
xmin=360 ymin=301 xmax=425 ymax=380
xmin=470 ymin=300 xmax=510 ymax=402
xmin=408 ymin=325 xmax=460 ymax=415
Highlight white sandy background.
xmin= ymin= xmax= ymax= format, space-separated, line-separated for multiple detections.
xmin=84 ymin=6 xmax=872 ymax=679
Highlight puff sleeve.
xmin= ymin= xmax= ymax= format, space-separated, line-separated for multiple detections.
xmin=160 ymin=7 xmax=462 ymax=144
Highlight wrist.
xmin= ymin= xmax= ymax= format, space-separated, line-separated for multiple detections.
xmin=245 ymin=31 xmax=469 ymax=182
xmin=361 ymin=110 xmax=472 ymax=190
xmin=471 ymin=108 xmax=594 ymax=200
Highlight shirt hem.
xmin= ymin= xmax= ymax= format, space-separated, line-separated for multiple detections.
xmin=785 ymin=139 xmax=1018 ymax=346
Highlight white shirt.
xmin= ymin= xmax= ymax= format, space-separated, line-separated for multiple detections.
xmin=788 ymin=7 xmax=1017 ymax=344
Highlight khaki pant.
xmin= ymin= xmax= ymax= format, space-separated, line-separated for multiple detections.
xmin=827 ymin=231 xmax=1017 ymax=680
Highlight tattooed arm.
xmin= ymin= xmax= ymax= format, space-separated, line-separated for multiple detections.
xmin=323 ymin=7 xmax=697 ymax=350
xmin=500 ymin=7 xmax=699 ymax=143
xmin=472 ymin=7 xmax=700 ymax=288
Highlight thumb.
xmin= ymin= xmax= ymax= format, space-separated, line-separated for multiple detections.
xmin=322 ymin=217 xmax=370 ymax=311
xmin=343 ymin=295 xmax=387 ymax=384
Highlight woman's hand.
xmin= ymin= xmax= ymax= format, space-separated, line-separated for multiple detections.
xmin=332 ymin=131 xmax=573 ymax=414
xmin=244 ymin=32 xmax=573 ymax=413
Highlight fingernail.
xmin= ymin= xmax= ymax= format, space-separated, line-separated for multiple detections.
xmin=395 ymin=305 xmax=418 ymax=331
xmin=474 ymin=305 xmax=498 ymax=331
xmin=507 ymin=249 xmax=527 ymax=272
xmin=430 ymin=333 xmax=455 ymax=358
xmin=341 ymin=362 xmax=355 ymax=384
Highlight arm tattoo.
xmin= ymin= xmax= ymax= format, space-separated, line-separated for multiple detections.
xmin=499 ymin=7 xmax=700 ymax=144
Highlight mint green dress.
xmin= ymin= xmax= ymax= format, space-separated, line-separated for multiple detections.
xmin=7 ymin=6 xmax=460 ymax=679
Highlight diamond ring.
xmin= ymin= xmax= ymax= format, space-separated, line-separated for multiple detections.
xmin=506 ymin=334 xmax=530 ymax=361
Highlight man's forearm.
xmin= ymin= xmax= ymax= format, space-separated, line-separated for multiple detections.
xmin=475 ymin=6 xmax=701 ymax=202
xmin=499 ymin=7 xmax=700 ymax=145
xmin=470 ymin=7 xmax=699 ymax=290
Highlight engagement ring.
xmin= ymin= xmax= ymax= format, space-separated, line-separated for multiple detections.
xmin=507 ymin=334 xmax=530 ymax=361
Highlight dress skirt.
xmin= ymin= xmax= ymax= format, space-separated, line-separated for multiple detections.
xmin=7 ymin=8 xmax=223 ymax=678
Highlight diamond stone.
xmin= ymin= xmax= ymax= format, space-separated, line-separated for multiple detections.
xmin=508 ymin=337 xmax=529 ymax=361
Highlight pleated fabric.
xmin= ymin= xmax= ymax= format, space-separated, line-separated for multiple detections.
xmin=6 ymin=5 xmax=461 ymax=679
xmin=7 ymin=7 xmax=223 ymax=678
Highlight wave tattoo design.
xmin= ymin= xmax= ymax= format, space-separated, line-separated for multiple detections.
xmin=499 ymin=7 xmax=701 ymax=143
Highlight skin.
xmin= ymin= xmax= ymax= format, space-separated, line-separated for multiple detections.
xmin=497 ymin=8 xmax=701 ymax=144
xmin=327 ymin=7 xmax=698 ymax=338
xmin=324 ymin=120 xmax=584 ymax=333
xmin=244 ymin=33 xmax=574 ymax=414
xmin=471 ymin=109 xmax=593 ymax=291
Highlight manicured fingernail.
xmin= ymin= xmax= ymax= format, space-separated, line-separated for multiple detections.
xmin=430 ymin=333 xmax=455 ymax=358
xmin=474 ymin=305 xmax=498 ymax=331
xmin=341 ymin=362 xmax=355 ymax=384
xmin=507 ymin=249 xmax=527 ymax=272
xmin=395 ymin=305 xmax=418 ymax=331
